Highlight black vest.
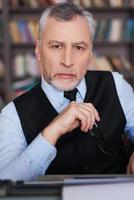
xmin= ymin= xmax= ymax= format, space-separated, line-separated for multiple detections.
xmin=14 ymin=71 xmax=127 ymax=174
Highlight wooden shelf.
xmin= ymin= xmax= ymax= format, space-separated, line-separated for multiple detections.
xmin=10 ymin=7 xmax=45 ymax=15
xmin=94 ymin=41 xmax=134 ymax=46
xmin=86 ymin=6 xmax=134 ymax=12
xmin=9 ymin=6 xmax=134 ymax=15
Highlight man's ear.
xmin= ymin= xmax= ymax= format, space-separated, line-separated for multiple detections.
xmin=87 ymin=51 xmax=93 ymax=70
xmin=35 ymin=39 xmax=41 ymax=61
xmin=35 ymin=39 xmax=43 ymax=74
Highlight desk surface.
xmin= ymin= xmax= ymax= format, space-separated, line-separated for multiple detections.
xmin=0 ymin=175 xmax=134 ymax=199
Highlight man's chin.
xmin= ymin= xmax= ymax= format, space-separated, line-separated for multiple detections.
xmin=51 ymin=80 xmax=79 ymax=91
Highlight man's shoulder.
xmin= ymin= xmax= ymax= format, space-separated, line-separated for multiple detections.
xmin=86 ymin=70 xmax=125 ymax=83
xmin=86 ymin=70 xmax=112 ymax=77
xmin=1 ymin=101 xmax=21 ymax=127
xmin=86 ymin=70 xmax=114 ymax=82
xmin=2 ymin=101 xmax=16 ymax=115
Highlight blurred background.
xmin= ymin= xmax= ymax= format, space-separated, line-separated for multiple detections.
xmin=0 ymin=0 xmax=133 ymax=109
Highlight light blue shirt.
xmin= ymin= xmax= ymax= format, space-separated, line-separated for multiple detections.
xmin=0 ymin=72 xmax=134 ymax=181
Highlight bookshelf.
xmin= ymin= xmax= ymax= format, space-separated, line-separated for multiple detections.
xmin=90 ymin=6 xmax=134 ymax=65
xmin=0 ymin=0 xmax=134 ymax=105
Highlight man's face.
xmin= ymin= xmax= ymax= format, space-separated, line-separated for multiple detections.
xmin=36 ymin=15 xmax=92 ymax=91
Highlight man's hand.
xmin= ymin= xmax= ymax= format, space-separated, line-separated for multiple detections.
xmin=42 ymin=102 xmax=100 ymax=145
xmin=127 ymin=152 xmax=134 ymax=174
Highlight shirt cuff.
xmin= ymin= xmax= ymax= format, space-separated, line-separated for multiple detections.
xmin=24 ymin=133 xmax=57 ymax=172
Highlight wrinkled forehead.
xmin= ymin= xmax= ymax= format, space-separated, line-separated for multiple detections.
xmin=42 ymin=15 xmax=91 ymax=43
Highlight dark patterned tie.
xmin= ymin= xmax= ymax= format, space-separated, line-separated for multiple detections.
xmin=64 ymin=88 xmax=78 ymax=102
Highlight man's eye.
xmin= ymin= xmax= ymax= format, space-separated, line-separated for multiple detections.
xmin=75 ymin=46 xmax=85 ymax=51
xmin=52 ymin=44 xmax=62 ymax=49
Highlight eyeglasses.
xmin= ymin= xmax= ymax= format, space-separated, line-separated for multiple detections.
xmin=90 ymin=123 xmax=125 ymax=156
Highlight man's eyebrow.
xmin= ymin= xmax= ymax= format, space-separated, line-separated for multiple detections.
xmin=72 ymin=41 xmax=88 ymax=46
xmin=48 ymin=40 xmax=64 ymax=45
xmin=47 ymin=40 xmax=89 ymax=47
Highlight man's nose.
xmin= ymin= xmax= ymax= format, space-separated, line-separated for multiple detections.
xmin=61 ymin=48 xmax=74 ymax=67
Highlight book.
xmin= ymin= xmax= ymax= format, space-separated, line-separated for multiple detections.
xmin=13 ymin=53 xmax=40 ymax=79
xmin=27 ymin=20 xmax=38 ymax=42
xmin=109 ymin=19 xmax=123 ymax=41
xmin=9 ymin=21 xmax=22 ymax=43
xmin=81 ymin=0 xmax=92 ymax=7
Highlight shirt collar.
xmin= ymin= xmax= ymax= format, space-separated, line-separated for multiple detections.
xmin=41 ymin=76 xmax=86 ymax=109
xmin=77 ymin=78 xmax=86 ymax=100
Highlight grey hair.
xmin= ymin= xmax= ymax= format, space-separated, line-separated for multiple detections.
xmin=38 ymin=2 xmax=95 ymax=41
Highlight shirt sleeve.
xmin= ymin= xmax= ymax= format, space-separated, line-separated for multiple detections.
xmin=112 ymin=72 xmax=134 ymax=142
xmin=0 ymin=102 xmax=57 ymax=181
